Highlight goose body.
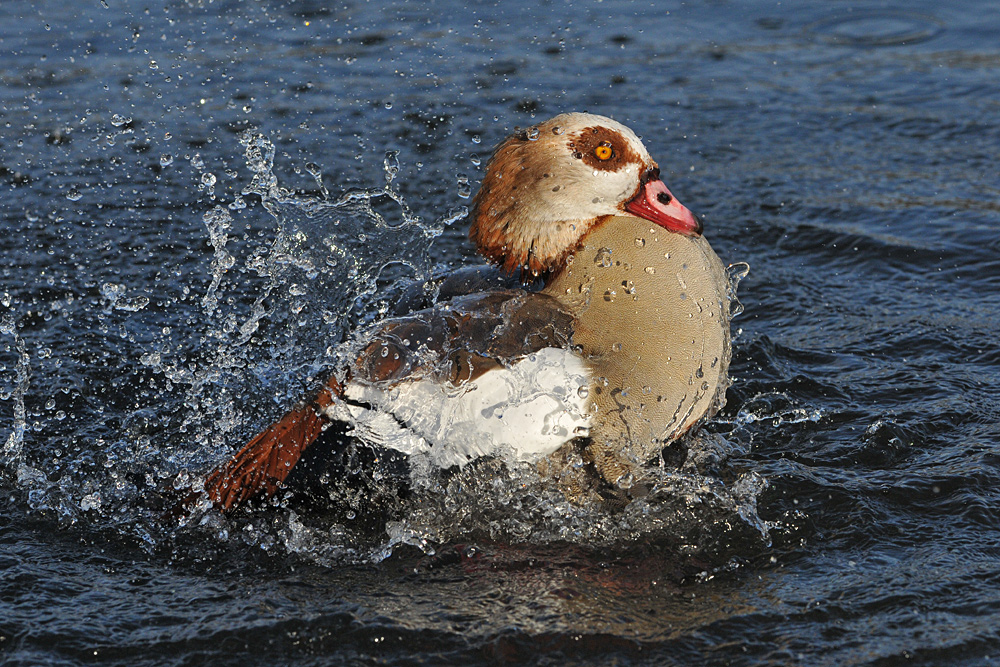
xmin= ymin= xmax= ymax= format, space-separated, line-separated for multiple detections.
xmin=203 ymin=113 xmax=733 ymax=510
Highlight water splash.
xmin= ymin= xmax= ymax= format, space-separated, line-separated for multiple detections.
xmin=0 ymin=314 xmax=30 ymax=471
xmin=201 ymin=205 xmax=234 ymax=317
xmin=726 ymin=261 xmax=750 ymax=318
xmin=128 ymin=131 xmax=465 ymax=472
xmin=2 ymin=126 xmax=770 ymax=570
xmin=253 ymin=434 xmax=773 ymax=568
xmin=157 ymin=136 xmax=768 ymax=564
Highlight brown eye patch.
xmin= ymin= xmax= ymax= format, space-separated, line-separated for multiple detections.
xmin=569 ymin=126 xmax=641 ymax=171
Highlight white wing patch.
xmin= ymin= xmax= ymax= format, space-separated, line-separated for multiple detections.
xmin=326 ymin=347 xmax=592 ymax=468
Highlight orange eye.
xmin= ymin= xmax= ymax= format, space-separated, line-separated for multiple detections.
xmin=594 ymin=144 xmax=614 ymax=161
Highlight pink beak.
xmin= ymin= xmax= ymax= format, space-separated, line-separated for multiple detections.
xmin=625 ymin=172 xmax=702 ymax=236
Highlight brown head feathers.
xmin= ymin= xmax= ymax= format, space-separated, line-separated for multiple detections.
xmin=469 ymin=113 xmax=656 ymax=282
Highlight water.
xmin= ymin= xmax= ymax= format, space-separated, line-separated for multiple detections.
xmin=3 ymin=0 xmax=1000 ymax=664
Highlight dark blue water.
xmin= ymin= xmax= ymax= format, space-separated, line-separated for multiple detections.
xmin=3 ymin=1 xmax=999 ymax=664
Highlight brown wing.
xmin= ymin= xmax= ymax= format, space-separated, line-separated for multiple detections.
xmin=198 ymin=290 xmax=576 ymax=514
xmin=353 ymin=289 xmax=576 ymax=386
xmin=389 ymin=264 xmax=531 ymax=316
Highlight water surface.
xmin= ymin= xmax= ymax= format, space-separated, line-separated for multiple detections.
xmin=2 ymin=1 xmax=1000 ymax=664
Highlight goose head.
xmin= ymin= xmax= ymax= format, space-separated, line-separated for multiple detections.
xmin=469 ymin=112 xmax=701 ymax=280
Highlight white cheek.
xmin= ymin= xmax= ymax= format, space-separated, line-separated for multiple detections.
xmin=550 ymin=159 xmax=639 ymax=216
xmin=603 ymin=171 xmax=638 ymax=203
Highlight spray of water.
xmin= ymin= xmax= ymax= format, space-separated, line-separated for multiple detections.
xmin=1 ymin=130 xmax=776 ymax=570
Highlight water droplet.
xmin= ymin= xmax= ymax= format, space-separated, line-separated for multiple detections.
xmin=634 ymin=237 xmax=646 ymax=247
xmin=201 ymin=172 xmax=217 ymax=194
xmin=726 ymin=261 xmax=750 ymax=317
xmin=616 ymin=472 xmax=635 ymax=489
xmin=140 ymin=352 xmax=161 ymax=366
xmin=110 ymin=114 xmax=131 ymax=127
xmin=594 ymin=247 xmax=613 ymax=268
xmin=470 ymin=153 xmax=481 ymax=166
xmin=471 ymin=134 xmax=481 ymax=144
xmin=148 ymin=60 xmax=158 ymax=70
xmin=80 ymin=493 xmax=102 ymax=511
xmin=644 ymin=266 xmax=656 ymax=275
xmin=611 ymin=342 xmax=622 ymax=352
xmin=577 ymin=385 xmax=589 ymax=399
xmin=45 ymin=399 xmax=56 ymax=410
xmin=115 ymin=296 xmax=150 ymax=312
xmin=384 ymin=101 xmax=393 ymax=109
xmin=526 ymin=127 xmax=539 ymax=141
xmin=603 ymin=289 xmax=615 ymax=302
xmin=159 ymin=154 xmax=174 ymax=167
xmin=65 ymin=189 xmax=82 ymax=202
xmin=727 ymin=261 xmax=750 ymax=285
xmin=383 ymin=150 xmax=400 ymax=181
xmin=552 ymin=126 xmax=565 ymax=135
xmin=436 ymin=206 xmax=468 ymax=227
xmin=456 ymin=173 xmax=471 ymax=199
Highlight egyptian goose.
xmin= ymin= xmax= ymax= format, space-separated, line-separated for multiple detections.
xmin=202 ymin=112 xmax=733 ymax=511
